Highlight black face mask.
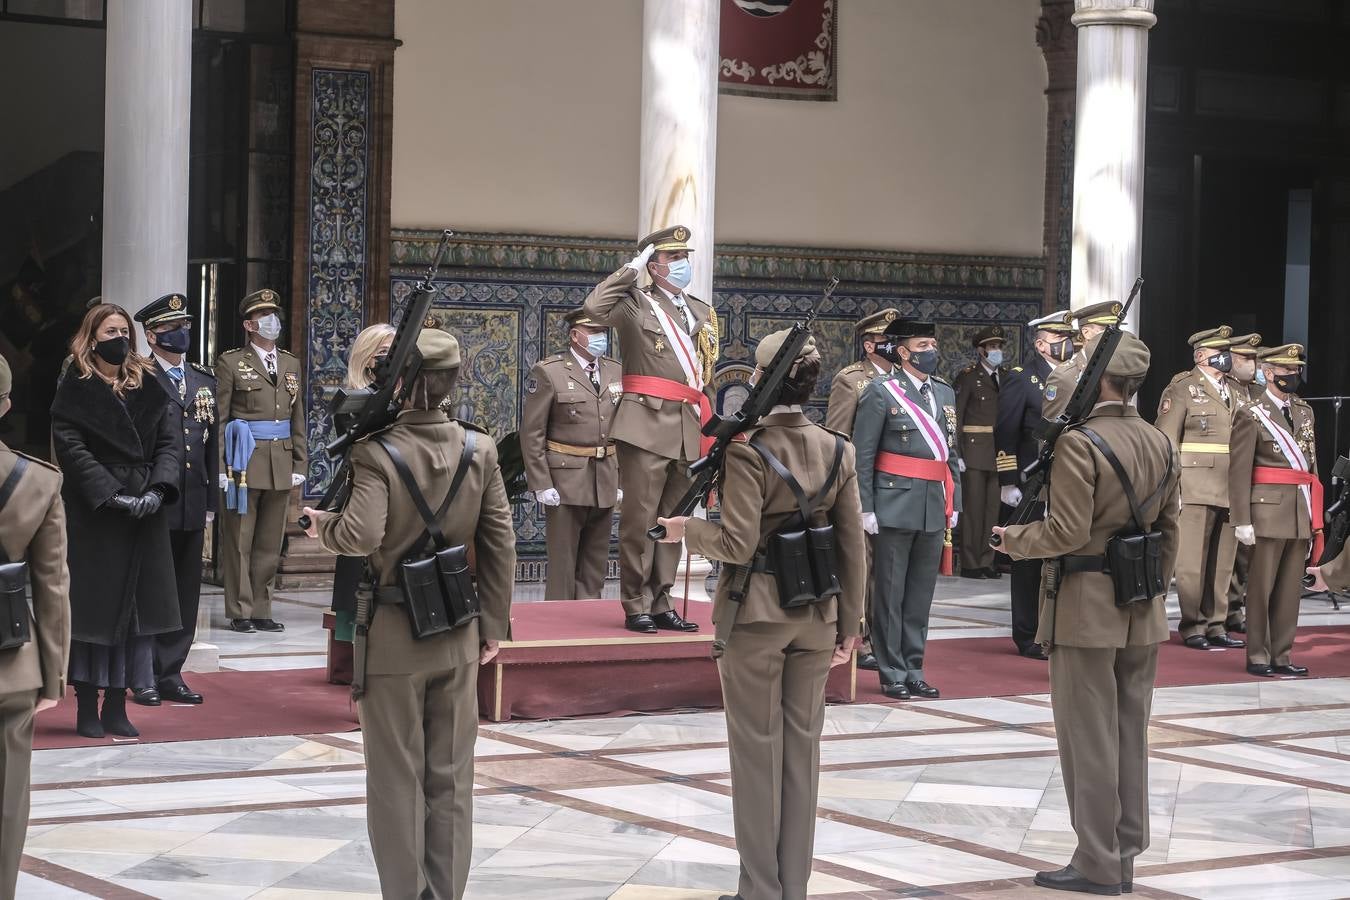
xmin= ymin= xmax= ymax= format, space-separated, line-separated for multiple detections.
xmin=904 ymin=348 xmax=941 ymax=376
xmin=154 ymin=326 xmax=192 ymax=354
xmin=1206 ymin=351 xmax=1232 ymax=374
xmin=94 ymin=336 xmax=130 ymax=366
xmin=1046 ymin=338 xmax=1073 ymax=362
xmin=1273 ymin=372 xmax=1302 ymax=395
xmin=875 ymin=340 xmax=902 ymax=365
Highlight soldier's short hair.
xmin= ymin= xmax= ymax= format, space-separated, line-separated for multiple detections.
xmin=1102 ymin=373 xmax=1145 ymax=400
xmin=409 ymin=367 xmax=460 ymax=409
xmin=777 ymin=357 xmax=821 ymax=407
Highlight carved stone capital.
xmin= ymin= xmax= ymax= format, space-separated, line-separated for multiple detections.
xmin=1072 ymin=0 xmax=1157 ymax=29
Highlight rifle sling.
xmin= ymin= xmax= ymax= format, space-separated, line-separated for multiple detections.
xmin=377 ymin=430 xmax=476 ymax=555
xmin=0 ymin=458 xmax=28 ymax=564
xmin=1078 ymin=427 xmax=1172 ymax=532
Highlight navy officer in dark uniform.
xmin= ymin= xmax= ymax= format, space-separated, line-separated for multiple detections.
xmin=132 ymin=293 xmax=217 ymax=705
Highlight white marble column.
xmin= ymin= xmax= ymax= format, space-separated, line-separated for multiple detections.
xmin=638 ymin=0 xmax=720 ymax=300
xmin=1069 ymin=0 xmax=1156 ymax=332
xmin=102 ymin=0 xmax=192 ymax=327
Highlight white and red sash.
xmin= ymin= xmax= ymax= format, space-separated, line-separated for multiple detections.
xmin=1248 ymin=398 xmax=1317 ymax=533
xmin=646 ymin=296 xmax=702 ymax=391
xmin=881 ymin=378 xmax=948 ymax=462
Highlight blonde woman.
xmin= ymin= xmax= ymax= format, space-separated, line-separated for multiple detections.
xmin=50 ymin=303 xmax=181 ymax=738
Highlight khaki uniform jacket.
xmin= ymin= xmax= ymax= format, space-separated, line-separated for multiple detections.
xmin=1154 ymin=367 xmax=1244 ymax=507
xmin=214 ymin=347 xmax=307 ymax=491
xmin=582 ymin=267 xmax=713 ymax=461
xmin=1041 ymin=350 xmax=1085 ymax=421
xmin=0 ymin=444 xmax=70 ymax=700
xmin=316 ymin=411 xmax=516 ymax=673
xmin=824 ymin=361 xmax=891 ymax=437
xmin=954 ymin=362 xmax=1005 ymax=471
xmin=1001 ymin=405 xmax=1181 ymax=648
xmin=684 ymin=412 xmax=866 ymax=635
xmin=1228 ymin=391 xmax=1318 ymax=540
xmin=520 ymin=352 xmax=622 ymax=508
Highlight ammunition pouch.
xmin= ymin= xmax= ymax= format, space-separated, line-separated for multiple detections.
xmin=0 ymin=458 xmax=31 ymax=651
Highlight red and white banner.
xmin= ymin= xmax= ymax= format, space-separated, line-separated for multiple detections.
xmin=719 ymin=0 xmax=837 ymax=101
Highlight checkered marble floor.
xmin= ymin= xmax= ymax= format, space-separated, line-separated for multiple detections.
xmin=18 ymin=579 xmax=1350 ymax=898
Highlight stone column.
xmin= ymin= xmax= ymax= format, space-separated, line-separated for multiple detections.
xmin=1038 ymin=0 xmax=1078 ymax=314
xmin=638 ymin=0 xmax=721 ymax=300
xmin=101 ymin=0 xmax=192 ymax=324
xmin=1069 ymin=0 xmax=1156 ymax=332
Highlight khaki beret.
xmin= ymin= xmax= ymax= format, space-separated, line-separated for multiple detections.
xmin=417 ymin=328 xmax=461 ymax=370
xmin=0 ymin=354 xmax=10 ymax=396
xmin=1188 ymin=326 xmax=1232 ymax=349
xmin=972 ymin=325 xmax=1006 ymax=347
xmin=1074 ymin=300 xmax=1124 ymax=327
xmin=1260 ymin=343 xmax=1305 ymax=367
xmin=754 ymin=329 xmax=820 ymax=370
xmin=1085 ymin=331 xmax=1150 ymax=378
xmin=1029 ymin=310 xmax=1075 ymax=335
xmin=1227 ymin=333 xmax=1262 ymax=357
xmin=856 ymin=308 xmax=898 ymax=337
xmin=638 ymin=224 xmax=694 ymax=253
xmin=564 ymin=308 xmax=601 ymax=329
xmin=239 ymin=288 xmax=282 ymax=319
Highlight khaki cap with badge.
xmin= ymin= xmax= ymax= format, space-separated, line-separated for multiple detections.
xmin=972 ymin=325 xmax=1006 ymax=347
xmin=1074 ymin=300 xmax=1124 ymax=328
xmin=1260 ymin=344 xmax=1306 ymax=367
xmin=417 ymin=328 xmax=461 ymax=369
xmin=1227 ymin=333 xmax=1262 ymax=357
xmin=856 ymin=308 xmax=899 ymax=337
xmin=1188 ymin=326 xmax=1233 ymax=349
xmin=564 ymin=308 xmax=602 ymax=329
xmin=638 ymin=225 xmax=695 ymax=253
xmin=239 ymin=289 xmax=282 ymax=319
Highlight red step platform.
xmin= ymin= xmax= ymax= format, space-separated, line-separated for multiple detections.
xmin=477 ymin=598 xmax=856 ymax=721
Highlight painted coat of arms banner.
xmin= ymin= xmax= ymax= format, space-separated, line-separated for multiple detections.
xmin=719 ymin=0 xmax=837 ymax=101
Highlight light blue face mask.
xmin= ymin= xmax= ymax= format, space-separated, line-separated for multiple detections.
xmin=985 ymin=349 xmax=1004 ymax=368
xmin=586 ymin=333 xmax=609 ymax=358
xmin=663 ymin=258 xmax=693 ymax=290
xmin=1255 ymin=368 xmax=1267 ymax=386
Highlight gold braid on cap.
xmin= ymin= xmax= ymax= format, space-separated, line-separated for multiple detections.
xmin=698 ymin=309 xmax=720 ymax=385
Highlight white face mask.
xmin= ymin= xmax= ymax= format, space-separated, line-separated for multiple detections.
xmin=255 ymin=313 xmax=282 ymax=341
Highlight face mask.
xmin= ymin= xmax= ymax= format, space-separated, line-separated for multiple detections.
xmin=255 ymin=313 xmax=282 ymax=341
xmin=1047 ymin=338 xmax=1073 ymax=362
xmin=1206 ymin=351 xmax=1232 ymax=373
xmin=1255 ymin=368 xmax=1267 ymax=386
xmin=95 ymin=335 xmax=130 ymax=366
xmin=984 ymin=349 xmax=1004 ymax=368
xmin=586 ymin=333 xmax=609 ymax=358
xmin=1273 ymin=372 xmax=1301 ymax=395
xmin=875 ymin=340 xmax=902 ymax=365
xmin=663 ymin=258 xmax=693 ymax=291
xmin=155 ymin=326 xmax=191 ymax=354
xmin=905 ymin=348 xmax=940 ymax=376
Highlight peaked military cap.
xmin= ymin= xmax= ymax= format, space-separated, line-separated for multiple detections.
xmin=417 ymin=328 xmax=461 ymax=370
xmin=1074 ymin=300 xmax=1123 ymax=327
xmin=0 ymin=353 xmax=10 ymax=396
xmin=134 ymin=293 xmax=193 ymax=328
xmin=1085 ymin=331 xmax=1150 ymax=378
xmin=564 ymin=308 xmax=601 ymax=329
xmin=1227 ymin=333 xmax=1262 ymax=356
xmin=972 ymin=325 xmax=1006 ymax=347
xmin=638 ymin=224 xmax=694 ymax=253
xmin=856 ymin=308 xmax=898 ymax=337
xmin=1188 ymin=326 xmax=1233 ymax=349
xmin=1260 ymin=343 xmax=1306 ymax=367
xmin=239 ymin=288 xmax=282 ymax=319
xmin=882 ymin=318 xmax=936 ymax=340
xmin=754 ymin=328 xmax=820 ymax=370
xmin=1028 ymin=310 xmax=1075 ymax=334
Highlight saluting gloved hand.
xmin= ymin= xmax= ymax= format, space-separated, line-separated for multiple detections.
xmin=1234 ymin=524 xmax=1256 ymax=547
xmin=1000 ymin=485 xmax=1023 ymax=507
xmin=625 ymin=243 xmax=656 ymax=271
xmin=862 ymin=512 xmax=879 ymax=535
xmin=105 ymin=493 xmax=139 ymax=515
xmin=536 ymin=488 xmax=561 ymax=507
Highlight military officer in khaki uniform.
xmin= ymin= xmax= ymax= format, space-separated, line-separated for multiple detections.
xmin=304 ymin=329 xmax=515 ymax=900
xmin=995 ymin=332 xmax=1181 ymax=897
xmin=582 ymin=225 xmax=716 ymax=633
xmin=1041 ymin=300 xmax=1123 ymax=421
xmin=656 ymin=330 xmax=865 ymax=900
xmin=1153 ymin=326 xmax=1247 ymax=650
xmin=824 ymin=308 xmax=898 ymax=436
xmin=1223 ymin=334 xmax=1263 ymax=632
xmin=1230 ymin=344 xmax=1319 ymax=678
xmin=954 ymin=325 xmax=1008 ymax=578
xmin=0 ymin=355 xmax=70 ymax=898
xmin=215 ymin=289 xmax=307 ymax=632
xmin=521 ymin=309 xmax=622 ymax=600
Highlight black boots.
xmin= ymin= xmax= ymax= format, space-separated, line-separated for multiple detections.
xmin=74 ymin=683 xmax=103 ymax=738
xmin=99 ymin=688 xmax=139 ymax=737
xmin=74 ymin=684 xmax=141 ymax=738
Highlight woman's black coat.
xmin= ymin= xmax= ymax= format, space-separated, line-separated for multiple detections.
xmin=51 ymin=370 xmax=182 ymax=644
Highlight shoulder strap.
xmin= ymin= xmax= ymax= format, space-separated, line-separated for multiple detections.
xmin=376 ymin=430 xmax=477 ymax=552
xmin=747 ymin=434 xmax=845 ymax=525
xmin=0 ymin=457 xmax=29 ymax=564
xmin=1078 ymin=427 xmax=1173 ymax=531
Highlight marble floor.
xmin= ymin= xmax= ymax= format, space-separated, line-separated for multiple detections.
xmin=17 ymin=578 xmax=1350 ymax=898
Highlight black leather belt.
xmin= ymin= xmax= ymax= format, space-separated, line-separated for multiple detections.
xmin=1061 ymin=554 xmax=1109 ymax=575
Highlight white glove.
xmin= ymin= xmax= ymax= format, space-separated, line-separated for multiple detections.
xmin=626 ymin=243 xmax=656 ymax=271
xmin=205 ymin=511 xmax=215 ymax=525
xmin=957 ymin=458 xmax=967 ymax=474
xmin=291 ymin=473 xmax=306 ymax=488
xmin=1000 ymin=485 xmax=1023 ymax=507
xmin=616 ymin=488 xmax=624 ymax=504
xmin=219 ymin=474 xmax=229 ymax=491
xmin=1234 ymin=524 xmax=1256 ymax=547
xmin=536 ymin=488 xmax=561 ymax=507
xmin=862 ymin=512 xmax=878 ymax=535
xmin=949 ymin=511 xmax=960 ymax=529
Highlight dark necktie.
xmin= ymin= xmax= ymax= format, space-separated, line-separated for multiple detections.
xmin=920 ymin=381 xmax=933 ymax=417
xmin=992 ymin=370 xmax=1000 ymax=389
xmin=1282 ymin=403 xmax=1295 ymax=431
xmin=587 ymin=363 xmax=599 ymax=391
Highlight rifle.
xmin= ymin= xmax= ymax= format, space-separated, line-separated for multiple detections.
xmin=1306 ymin=454 xmax=1350 ymax=591
xmin=297 ymin=228 xmax=455 ymax=531
xmin=494 ymin=431 xmax=532 ymax=505
xmin=647 ymin=277 xmax=838 ymax=542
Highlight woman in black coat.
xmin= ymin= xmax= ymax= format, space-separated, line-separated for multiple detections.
xmin=51 ymin=303 xmax=181 ymax=738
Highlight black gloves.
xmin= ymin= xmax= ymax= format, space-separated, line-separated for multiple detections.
xmin=137 ymin=489 xmax=164 ymax=518
xmin=106 ymin=488 xmax=164 ymax=519
xmin=106 ymin=494 xmax=139 ymax=515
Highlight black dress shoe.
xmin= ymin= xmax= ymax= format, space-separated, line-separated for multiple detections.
xmin=960 ymin=567 xmax=986 ymax=579
xmin=905 ymin=679 xmax=940 ymax=699
xmin=881 ymin=682 xmax=911 ymax=700
xmin=982 ymin=567 xmax=1003 ymax=579
xmin=625 ymin=614 xmax=657 ymax=634
xmin=1246 ymin=663 xmax=1275 ymax=677
xmin=229 ymin=618 xmax=256 ymax=633
xmin=857 ymin=652 xmax=878 ymax=671
xmin=130 ymin=688 xmax=161 ymax=707
xmin=1206 ymin=633 xmax=1245 ymax=649
xmin=652 ymin=610 xmax=699 ymax=632
xmin=1034 ymin=866 xmax=1121 ymax=895
xmin=1183 ymin=635 xmax=1210 ymax=650
xmin=251 ymin=618 xmax=285 ymax=632
xmin=1274 ymin=664 xmax=1309 ymax=676
xmin=1020 ymin=645 xmax=1049 ymax=661
xmin=159 ymin=684 xmax=204 ymax=704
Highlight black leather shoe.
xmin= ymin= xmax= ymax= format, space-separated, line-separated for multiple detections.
xmin=982 ymin=567 xmax=1003 ymax=579
xmin=229 ymin=618 xmax=256 ymax=633
xmin=1227 ymin=620 xmax=1247 ymax=634
xmin=1183 ymin=635 xmax=1210 ymax=650
xmin=1207 ymin=634 xmax=1245 ymax=649
xmin=960 ymin=567 xmax=986 ymax=579
xmin=251 ymin=618 xmax=285 ymax=632
xmin=905 ymin=679 xmax=940 ymax=699
xmin=652 ymin=610 xmax=699 ymax=632
xmin=130 ymin=688 xmax=161 ymax=707
xmin=881 ymin=682 xmax=911 ymax=700
xmin=160 ymin=684 xmax=204 ymax=704
xmin=1020 ymin=645 xmax=1049 ymax=661
xmin=857 ymin=652 xmax=879 ymax=671
xmin=1246 ymin=663 xmax=1275 ymax=677
xmin=625 ymin=614 xmax=657 ymax=634
xmin=1274 ymin=664 xmax=1309 ymax=676
xmin=1034 ymin=866 xmax=1121 ymax=895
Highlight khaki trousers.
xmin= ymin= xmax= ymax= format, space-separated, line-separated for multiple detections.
xmin=358 ymin=662 xmax=477 ymax=900
xmin=615 ymin=441 xmax=691 ymax=617
xmin=1245 ymin=537 xmax=1306 ymax=666
xmin=544 ymin=503 xmax=613 ymax=601
xmin=958 ymin=467 xmax=999 ymax=571
xmin=220 ymin=487 xmax=290 ymax=620
xmin=1227 ymin=540 xmax=1251 ymax=628
xmin=719 ymin=619 xmax=835 ymax=900
xmin=1049 ymin=643 xmax=1157 ymax=888
xmin=0 ymin=690 xmax=36 ymax=900
xmin=1175 ymin=504 xmax=1238 ymax=639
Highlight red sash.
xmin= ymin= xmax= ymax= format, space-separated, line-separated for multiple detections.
xmin=876 ymin=451 xmax=955 ymax=575
xmin=1253 ymin=466 xmax=1326 ymax=560
xmin=621 ymin=375 xmax=713 ymax=456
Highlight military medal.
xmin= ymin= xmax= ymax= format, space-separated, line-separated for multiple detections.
xmin=193 ymin=386 xmax=215 ymax=424
xmin=285 ymin=371 xmax=299 ymax=397
xmin=654 ymin=337 xmax=666 ymax=353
